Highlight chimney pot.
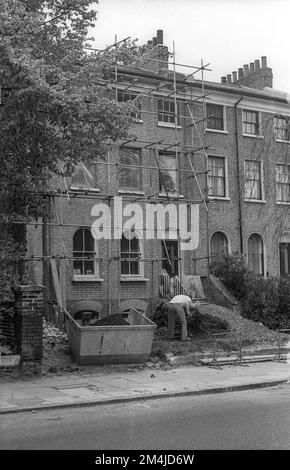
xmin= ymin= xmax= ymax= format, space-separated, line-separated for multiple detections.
xmin=238 ymin=68 xmax=244 ymax=79
xmin=250 ymin=62 xmax=255 ymax=73
xmin=255 ymin=59 xmax=260 ymax=70
xmin=227 ymin=74 xmax=232 ymax=84
xmin=152 ymin=36 xmax=157 ymax=47
xmin=156 ymin=30 xmax=163 ymax=45
xmin=261 ymin=56 xmax=267 ymax=68
xmin=221 ymin=76 xmax=227 ymax=84
xmin=243 ymin=64 xmax=249 ymax=75
xmin=232 ymin=71 xmax=237 ymax=82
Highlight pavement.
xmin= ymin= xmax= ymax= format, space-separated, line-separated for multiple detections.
xmin=0 ymin=360 xmax=290 ymax=415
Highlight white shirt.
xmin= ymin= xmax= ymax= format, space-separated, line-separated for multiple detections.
xmin=169 ymin=295 xmax=194 ymax=307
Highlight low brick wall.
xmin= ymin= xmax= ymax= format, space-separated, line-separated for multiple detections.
xmin=14 ymin=285 xmax=43 ymax=363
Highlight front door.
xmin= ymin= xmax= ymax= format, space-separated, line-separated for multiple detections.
xmin=162 ymin=240 xmax=179 ymax=276
xmin=280 ymin=243 xmax=290 ymax=276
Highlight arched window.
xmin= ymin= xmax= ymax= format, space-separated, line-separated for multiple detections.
xmin=210 ymin=231 xmax=228 ymax=264
xmin=248 ymin=234 xmax=264 ymax=275
xmin=121 ymin=231 xmax=141 ymax=275
xmin=73 ymin=228 xmax=96 ymax=276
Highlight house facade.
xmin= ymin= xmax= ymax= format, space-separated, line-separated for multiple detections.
xmin=26 ymin=30 xmax=290 ymax=318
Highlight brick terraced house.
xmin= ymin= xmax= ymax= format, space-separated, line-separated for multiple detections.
xmin=25 ymin=30 xmax=290 ymax=319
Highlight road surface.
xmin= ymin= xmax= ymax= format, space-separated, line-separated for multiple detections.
xmin=1 ymin=384 xmax=290 ymax=449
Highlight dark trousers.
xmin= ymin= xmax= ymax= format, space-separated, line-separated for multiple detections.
xmin=167 ymin=303 xmax=188 ymax=341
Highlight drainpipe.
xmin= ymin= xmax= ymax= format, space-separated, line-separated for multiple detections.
xmin=234 ymin=95 xmax=244 ymax=254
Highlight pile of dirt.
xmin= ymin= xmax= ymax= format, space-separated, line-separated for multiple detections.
xmin=197 ymin=304 xmax=287 ymax=343
xmin=90 ymin=314 xmax=130 ymax=326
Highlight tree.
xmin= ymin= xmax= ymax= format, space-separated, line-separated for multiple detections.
xmin=0 ymin=0 xmax=141 ymax=341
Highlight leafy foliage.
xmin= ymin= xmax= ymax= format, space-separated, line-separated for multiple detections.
xmin=0 ymin=1 xmax=143 ymax=341
xmin=213 ymin=254 xmax=290 ymax=330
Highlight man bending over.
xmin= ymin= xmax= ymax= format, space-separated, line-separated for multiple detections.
xmin=167 ymin=294 xmax=200 ymax=341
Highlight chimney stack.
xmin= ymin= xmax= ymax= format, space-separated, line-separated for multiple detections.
xmin=238 ymin=68 xmax=244 ymax=79
xmin=250 ymin=62 xmax=255 ymax=73
xmin=227 ymin=74 xmax=232 ymax=84
xmin=243 ymin=64 xmax=249 ymax=75
xmin=156 ymin=29 xmax=163 ymax=45
xmin=261 ymin=56 xmax=267 ymax=68
xmin=232 ymin=71 xmax=237 ymax=82
xmin=255 ymin=59 xmax=260 ymax=70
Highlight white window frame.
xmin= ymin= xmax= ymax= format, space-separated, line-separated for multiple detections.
xmin=207 ymin=155 xmax=230 ymax=200
xmin=157 ymin=97 xmax=181 ymax=128
xmin=276 ymin=162 xmax=290 ymax=204
xmin=247 ymin=232 xmax=266 ymax=277
xmin=242 ymin=109 xmax=263 ymax=138
xmin=244 ymin=159 xmax=265 ymax=203
xmin=120 ymin=230 xmax=146 ymax=281
xmin=73 ymin=228 xmax=102 ymax=282
xmin=205 ymin=102 xmax=227 ymax=134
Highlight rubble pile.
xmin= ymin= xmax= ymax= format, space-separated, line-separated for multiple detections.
xmin=43 ymin=318 xmax=68 ymax=347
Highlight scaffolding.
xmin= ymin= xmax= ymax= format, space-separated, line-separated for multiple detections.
xmin=5 ymin=33 xmax=214 ymax=320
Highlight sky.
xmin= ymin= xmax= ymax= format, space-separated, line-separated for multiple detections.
xmin=90 ymin=0 xmax=290 ymax=93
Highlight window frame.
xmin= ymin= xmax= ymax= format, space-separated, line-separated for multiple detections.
xmin=242 ymin=109 xmax=261 ymax=137
xmin=244 ymin=159 xmax=265 ymax=202
xmin=247 ymin=233 xmax=265 ymax=276
xmin=158 ymin=152 xmax=179 ymax=195
xmin=210 ymin=231 xmax=229 ymax=265
xmin=274 ymin=115 xmax=290 ymax=142
xmin=117 ymin=90 xmax=142 ymax=122
xmin=157 ymin=98 xmax=180 ymax=127
xmin=120 ymin=230 xmax=144 ymax=279
xmin=70 ymin=162 xmax=99 ymax=192
xmin=207 ymin=155 xmax=229 ymax=199
xmin=206 ymin=103 xmax=227 ymax=133
xmin=118 ymin=147 xmax=142 ymax=192
xmin=73 ymin=228 xmax=100 ymax=281
xmin=276 ymin=162 xmax=290 ymax=204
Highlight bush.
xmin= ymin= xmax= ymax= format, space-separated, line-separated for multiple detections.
xmin=211 ymin=253 xmax=249 ymax=299
xmin=212 ymin=254 xmax=290 ymax=330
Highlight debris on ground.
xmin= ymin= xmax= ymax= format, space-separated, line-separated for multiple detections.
xmin=90 ymin=314 xmax=130 ymax=326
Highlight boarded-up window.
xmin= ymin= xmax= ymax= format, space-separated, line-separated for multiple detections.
xmin=248 ymin=234 xmax=264 ymax=275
